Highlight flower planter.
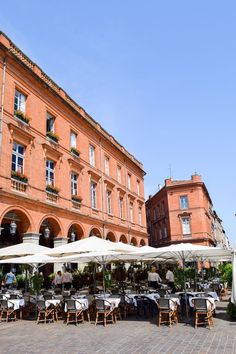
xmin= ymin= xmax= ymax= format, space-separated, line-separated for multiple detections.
xmin=46 ymin=185 xmax=60 ymax=195
xmin=14 ymin=110 xmax=30 ymax=125
xmin=46 ymin=131 xmax=59 ymax=143
xmin=11 ymin=171 xmax=28 ymax=184
xmin=71 ymin=147 xmax=80 ymax=157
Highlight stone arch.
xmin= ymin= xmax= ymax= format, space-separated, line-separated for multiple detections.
xmin=0 ymin=205 xmax=34 ymax=232
xmin=89 ymin=226 xmax=102 ymax=238
xmin=0 ymin=207 xmax=33 ymax=246
xmin=67 ymin=222 xmax=84 ymax=242
xmin=130 ymin=237 xmax=138 ymax=246
xmin=140 ymin=239 xmax=146 ymax=246
xmin=106 ymin=231 xmax=116 ymax=242
xmin=38 ymin=215 xmax=62 ymax=248
xmin=119 ymin=234 xmax=128 ymax=244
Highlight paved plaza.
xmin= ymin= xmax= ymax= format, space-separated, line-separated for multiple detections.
xmin=0 ymin=298 xmax=235 ymax=354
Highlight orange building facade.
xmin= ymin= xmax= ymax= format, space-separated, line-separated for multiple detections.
xmin=0 ymin=32 xmax=147 ymax=250
xmin=146 ymin=174 xmax=229 ymax=248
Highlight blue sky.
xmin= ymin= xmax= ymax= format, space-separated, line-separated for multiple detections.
xmin=1 ymin=1 xmax=236 ymax=244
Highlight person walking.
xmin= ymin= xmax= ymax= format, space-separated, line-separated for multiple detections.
xmin=5 ymin=270 xmax=16 ymax=289
xmin=62 ymin=268 xmax=73 ymax=290
xmin=53 ymin=270 xmax=63 ymax=290
xmin=166 ymin=266 xmax=176 ymax=293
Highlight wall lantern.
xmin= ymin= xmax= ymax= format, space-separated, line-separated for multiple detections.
xmin=10 ymin=220 xmax=17 ymax=236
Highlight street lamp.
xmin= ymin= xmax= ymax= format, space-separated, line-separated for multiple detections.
xmin=10 ymin=220 xmax=17 ymax=236
xmin=43 ymin=221 xmax=50 ymax=239
xmin=70 ymin=229 xmax=76 ymax=242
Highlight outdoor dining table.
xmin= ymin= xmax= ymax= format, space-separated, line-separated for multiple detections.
xmin=45 ymin=299 xmax=61 ymax=308
xmin=64 ymin=298 xmax=89 ymax=312
xmin=94 ymin=295 xmax=121 ymax=309
xmin=189 ymin=296 xmax=216 ymax=310
xmin=126 ymin=293 xmax=160 ymax=307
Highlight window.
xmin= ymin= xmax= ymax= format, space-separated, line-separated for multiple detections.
xmin=129 ymin=203 xmax=133 ymax=222
xmin=70 ymin=131 xmax=77 ymax=148
xmin=90 ymin=181 xmax=97 ymax=209
xmin=117 ymin=166 xmax=121 ymax=183
xmin=12 ymin=142 xmax=24 ymax=173
xmin=153 ymin=208 xmax=157 ymax=221
xmin=119 ymin=197 xmax=123 ymax=219
xmin=137 ymin=180 xmax=140 ymax=195
xmin=71 ymin=172 xmax=78 ymax=195
xmin=46 ymin=112 xmax=54 ymax=133
xmin=105 ymin=156 xmax=109 ymax=175
xmin=106 ymin=190 xmax=112 ymax=214
xmin=138 ymin=207 xmax=142 ymax=226
xmin=46 ymin=160 xmax=55 ymax=186
xmin=180 ymin=195 xmax=188 ymax=209
xmin=89 ymin=145 xmax=95 ymax=166
xmin=163 ymin=224 xmax=167 ymax=238
xmin=14 ymin=90 xmax=26 ymax=113
xmin=182 ymin=217 xmax=191 ymax=235
xmin=128 ymin=174 xmax=131 ymax=189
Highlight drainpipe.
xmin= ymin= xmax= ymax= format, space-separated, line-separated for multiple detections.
xmin=99 ymin=139 xmax=105 ymax=237
xmin=0 ymin=56 xmax=7 ymax=163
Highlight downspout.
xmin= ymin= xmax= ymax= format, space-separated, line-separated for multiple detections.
xmin=99 ymin=139 xmax=105 ymax=237
xmin=124 ymin=159 xmax=131 ymax=243
xmin=0 ymin=56 xmax=7 ymax=163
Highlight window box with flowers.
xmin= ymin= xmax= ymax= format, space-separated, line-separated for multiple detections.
xmin=71 ymin=195 xmax=82 ymax=203
xmin=11 ymin=171 xmax=28 ymax=184
xmin=14 ymin=110 xmax=30 ymax=125
xmin=46 ymin=185 xmax=60 ymax=195
xmin=46 ymin=131 xmax=59 ymax=143
xmin=71 ymin=147 xmax=80 ymax=158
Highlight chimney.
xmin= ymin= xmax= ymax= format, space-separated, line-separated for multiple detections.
xmin=191 ymin=173 xmax=202 ymax=182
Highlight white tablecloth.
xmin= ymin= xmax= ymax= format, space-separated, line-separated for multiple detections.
xmin=45 ymin=299 xmax=61 ymax=308
xmin=8 ymin=299 xmax=25 ymax=310
xmin=64 ymin=298 xmax=88 ymax=312
xmin=189 ymin=296 xmax=215 ymax=310
xmin=126 ymin=293 xmax=160 ymax=307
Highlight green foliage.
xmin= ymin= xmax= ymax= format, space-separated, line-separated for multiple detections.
xmin=29 ymin=273 xmax=44 ymax=294
xmin=227 ymin=300 xmax=236 ymax=319
xmin=174 ymin=266 xmax=196 ymax=290
xmin=219 ymin=263 xmax=232 ymax=286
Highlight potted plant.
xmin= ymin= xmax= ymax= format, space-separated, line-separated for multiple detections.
xmin=72 ymin=195 xmax=82 ymax=203
xmin=11 ymin=170 xmax=28 ymax=183
xmin=71 ymin=147 xmax=80 ymax=157
xmin=14 ymin=110 xmax=30 ymax=124
xmin=46 ymin=184 xmax=60 ymax=195
xmin=46 ymin=131 xmax=59 ymax=143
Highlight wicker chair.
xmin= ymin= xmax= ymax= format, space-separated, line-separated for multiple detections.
xmin=0 ymin=299 xmax=17 ymax=322
xmin=94 ymin=299 xmax=114 ymax=326
xmin=156 ymin=298 xmax=178 ymax=327
xmin=36 ymin=300 xmax=55 ymax=324
xmin=192 ymin=298 xmax=214 ymax=328
xmin=65 ymin=299 xmax=84 ymax=325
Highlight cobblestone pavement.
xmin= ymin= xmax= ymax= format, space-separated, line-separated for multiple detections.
xmin=0 ymin=298 xmax=235 ymax=354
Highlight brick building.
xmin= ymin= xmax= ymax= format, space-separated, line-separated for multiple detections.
xmin=146 ymin=174 xmax=229 ymax=248
xmin=0 ymin=32 xmax=147 ymax=252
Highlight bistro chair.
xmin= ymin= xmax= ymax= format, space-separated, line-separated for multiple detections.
xmin=36 ymin=300 xmax=55 ymax=324
xmin=192 ymin=298 xmax=214 ymax=328
xmin=119 ymin=294 xmax=135 ymax=318
xmin=65 ymin=299 xmax=85 ymax=326
xmin=156 ymin=298 xmax=178 ymax=327
xmin=94 ymin=299 xmax=114 ymax=326
xmin=0 ymin=299 xmax=17 ymax=322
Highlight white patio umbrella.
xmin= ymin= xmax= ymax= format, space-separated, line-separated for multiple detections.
xmin=0 ymin=253 xmax=57 ymax=266
xmin=132 ymin=243 xmax=232 ymax=320
xmin=0 ymin=243 xmax=49 ymax=259
xmin=45 ymin=236 xmax=138 ymax=257
xmin=132 ymin=243 xmax=232 ymax=261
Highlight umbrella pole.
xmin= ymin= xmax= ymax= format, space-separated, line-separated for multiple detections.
xmin=102 ymin=260 xmax=106 ymax=296
xmin=182 ymin=256 xmax=189 ymax=322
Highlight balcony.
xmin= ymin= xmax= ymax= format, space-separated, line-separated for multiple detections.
xmin=71 ymin=195 xmax=82 ymax=209
xmin=46 ymin=185 xmax=59 ymax=203
xmin=46 ymin=191 xmax=58 ymax=203
xmin=11 ymin=178 xmax=28 ymax=193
